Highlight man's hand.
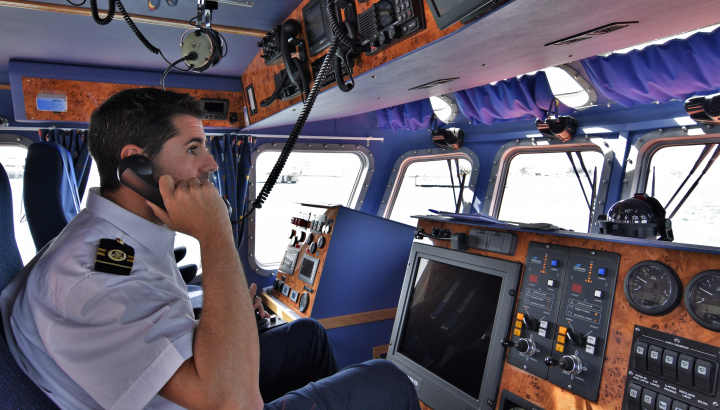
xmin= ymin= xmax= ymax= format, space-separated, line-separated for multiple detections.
xmin=147 ymin=175 xmax=230 ymax=242
xmin=249 ymin=283 xmax=270 ymax=319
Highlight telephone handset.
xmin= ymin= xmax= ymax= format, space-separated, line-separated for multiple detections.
xmin=280 ymin=19 xmax=309 ymax=90
xmin=118 ymin=154 xmax=232 ymax=217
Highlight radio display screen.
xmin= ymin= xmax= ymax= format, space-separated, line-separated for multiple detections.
xmin=397 ymin=258 xmax=503 ymax=399
xmin=305 ymin=2 xmax=326 ymax=46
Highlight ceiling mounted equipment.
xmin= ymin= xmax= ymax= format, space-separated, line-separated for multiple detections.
xmin=545 ymin=21 xmax=639 ymax=47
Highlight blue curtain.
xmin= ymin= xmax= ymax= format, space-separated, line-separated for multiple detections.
xmin=207 ymin=134 xmax=253 ymax=247
xmin=581 ymin=28 xmax=720 ymax=107
xmin=377 ymin=98 xmax=442 ymax=132
xmin=454 ymin=71 xmax=568 ymax=126
xmin=41 ymin=129 xmax=92 ymax=200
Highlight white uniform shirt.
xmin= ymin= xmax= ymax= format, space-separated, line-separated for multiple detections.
xmin=0 ymin=188 xmax=196 ymax=410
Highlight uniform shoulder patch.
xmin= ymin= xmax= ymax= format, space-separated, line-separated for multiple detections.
xmin=95 ymin=238 xmax=135 ymax=275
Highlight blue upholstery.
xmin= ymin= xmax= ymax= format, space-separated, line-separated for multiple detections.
xmin=0 ymin=164 xmax=22 ymax=295
xmin=23 ymin=142 xmax=81 ymax=252
xmin=0 ymin=163 xmax=59 ymax=410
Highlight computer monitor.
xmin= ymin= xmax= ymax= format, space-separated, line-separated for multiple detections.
xmin=387 ymin=243 xmax=521 ymax=410
xmin=302 ymin=0 xmax=333 ymax=57
xmin=425 ymin=0 xmax=512 ymax=30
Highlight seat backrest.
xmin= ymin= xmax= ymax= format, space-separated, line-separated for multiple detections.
xmin=0 ymin=163 xmax=23 ymax=295
xmin=23 ymin=142 xmax=81 ymax=251
xmin=0 ymin=163 xmax=59 ymax=410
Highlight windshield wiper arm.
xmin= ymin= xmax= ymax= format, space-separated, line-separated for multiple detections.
xmin=669 ymin=144 xmax=720 ymax=219
xmin=567 ymin=152 xmax=591 ymax=211
xmin=665 ymin=144 xmax=714 ymax=209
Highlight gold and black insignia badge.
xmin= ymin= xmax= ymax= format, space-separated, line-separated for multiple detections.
xmin=95 ymin=238 xmax=135 ymax=275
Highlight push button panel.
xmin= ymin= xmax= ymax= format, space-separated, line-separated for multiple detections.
xmin=506 ymin=242 xmax=570 ymax=380
xmin=624 ymin=326 xmax=720 ymax=410
xmin=547 ymin=247 xmax=620 ymax=402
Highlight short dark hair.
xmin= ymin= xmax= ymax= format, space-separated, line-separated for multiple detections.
xmin=88 ymin=88 xmax=203 ymax=193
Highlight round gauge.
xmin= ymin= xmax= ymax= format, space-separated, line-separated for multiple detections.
xmin=624 ymin=261 xmax=682 ymax=316
xmin=685 ymin=270 xmax=720 ymax=332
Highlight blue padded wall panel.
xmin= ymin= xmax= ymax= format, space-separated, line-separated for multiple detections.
xmin=310 ymin=206 xmax=415 ymax=320
xmin=326 ymin=319 xmax=396 ymax=370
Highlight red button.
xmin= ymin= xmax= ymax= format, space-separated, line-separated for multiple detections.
xmin=529 ymin=274 xmax=538 ymax=283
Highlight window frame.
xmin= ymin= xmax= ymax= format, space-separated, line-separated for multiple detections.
xmin=484 ymin=136 xmax=614 ymax=233
xmin=247 ymin=142 xmax=374 ymax=275
xmin=377 ymin=147 xmax=480 ymax=219
xmin=622 ymin=124 xmax=720 ymax=200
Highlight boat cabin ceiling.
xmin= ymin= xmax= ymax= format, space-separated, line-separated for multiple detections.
xmin=2 ymin=0 xmax=720 ymax=128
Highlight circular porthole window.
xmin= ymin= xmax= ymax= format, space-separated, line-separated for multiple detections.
xmin=429 ymin=95 xmax=458 ymax=123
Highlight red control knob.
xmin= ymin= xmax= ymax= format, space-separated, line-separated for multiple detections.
xmin=291 ymin=217 xmax=308 ymax=227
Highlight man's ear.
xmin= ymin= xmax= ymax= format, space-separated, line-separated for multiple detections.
xmin=120 ymin=145 xmax=145 ymax=160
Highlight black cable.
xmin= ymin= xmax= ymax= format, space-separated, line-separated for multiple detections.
xmin=66 ymin=0 xmax=87 ymax=5
xmin=89 ymin=0 xmax=115 ymax=25
xmin=244 ymin=41 xmax=339 ymax=219
xmin=161 ymin=54 xmax=196 ymax=91
xmin=217 ymin=31 xmax=229 ymax=58
xmin=293 ymin=58 xmax=310 ymax=100
xmin=260 ymin=71 xmax=290 ymax=107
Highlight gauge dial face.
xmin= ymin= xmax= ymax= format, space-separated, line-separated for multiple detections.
xmin=685 ymin=271 xmax=720 ymax=331
xmin=624 ymin=261 xmax=681 ymax=316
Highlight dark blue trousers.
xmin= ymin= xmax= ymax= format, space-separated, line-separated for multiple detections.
xmin=260 ymin=318 xmax=420 ymax=410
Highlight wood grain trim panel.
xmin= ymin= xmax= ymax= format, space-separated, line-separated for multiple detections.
xmin=258 ymin=291 xmax=300 ymax=324
xmin=414 ymin=219 xmax=720 ymax=410
xmin=0 ymin=84 xmax=10 ymax=90
xmin=21 ymin=77 xmax=245 ymax=128
xmin=240 ymin=0 xmax=462 ymax=125
xmin=317 ymin=308 xmax=397 ymax=330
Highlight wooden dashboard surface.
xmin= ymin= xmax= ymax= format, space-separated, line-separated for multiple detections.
xmin=240 ymin=0 xmax=462 ymax=126
xmin=21 ymin=77 xmax=245 ymax=128
xmin=415 ymin=219 xmax=720 ymax=410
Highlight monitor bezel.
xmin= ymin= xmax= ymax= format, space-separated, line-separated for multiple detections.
xmin=425 ymin=0 xmax=512 ymax=31
xmin=387 ymin=242 xmax=521 ymax=410
xmin=302 ymin=0 xmax=333 ymax=57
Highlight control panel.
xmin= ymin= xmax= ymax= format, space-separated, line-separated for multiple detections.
xmin=257 ymin=25 xmax=283 ymax=66
xmin=504 ymin=242 xmax=620 ymax=402
xmin=546 ymin=247 xmax=620 ymax=401
xmin=358 ymin=0 xmax=426 ymax=56
xmin=504 ymin=242 xmax=570 ymax=379
xmin=272 ymin=210 xmax=333 ymax=316
xmin=624 ymin=326 xmax=720 ymax=410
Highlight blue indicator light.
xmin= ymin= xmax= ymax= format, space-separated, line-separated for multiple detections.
xmin=551 ymin=260 xmax=558 ymax=267
xmin=598 ymin=268 xmax=606 ymax=276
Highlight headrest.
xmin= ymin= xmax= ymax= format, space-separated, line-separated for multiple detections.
xmin=0 ymin=163 xmax=23 ymax=294
xmin=23 ymin=142 xmax=81 ymax=251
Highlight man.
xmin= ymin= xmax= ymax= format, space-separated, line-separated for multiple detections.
xmin=0 ymin=88 xmax=420 ymax=410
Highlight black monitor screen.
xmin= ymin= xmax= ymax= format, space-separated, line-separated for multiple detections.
xmin=304 ymin=2 xmax=326 ymax=46
xmin=397 ymin=258 xmax=503 ymax=399
xmin=203 ymin=101 xmax=226 ymax=113
xmin=433 ymin=0 xmax=467 ymax=16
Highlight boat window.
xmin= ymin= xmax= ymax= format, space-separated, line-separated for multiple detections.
xmin=543 ymin=67 xmax=589 ymax=108
xmin=252 ymin=149 xmax=368 ymax=267
xmin=429 ymin=95 xmax=458 ymax=123
xmin=644 ymin=143 xmax=720 ymax=247
xmin=498 ymin=150 xmax=605 ymax=232
xmin=0 ymin=145 xmax=34 ymax=264
xmin=389 ymin=157 xmax=472 ymax=226
xmin=502 ymin=65 xmax=595 ymax=109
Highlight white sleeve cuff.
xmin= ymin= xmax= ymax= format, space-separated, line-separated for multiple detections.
xmin=110 ymin=331 xmax=194 ymax=410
